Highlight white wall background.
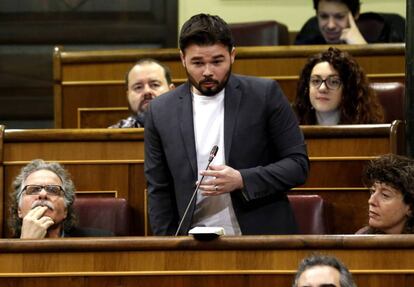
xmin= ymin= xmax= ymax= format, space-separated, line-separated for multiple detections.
xmin=178 ymin=0 xmax=406 ymax=32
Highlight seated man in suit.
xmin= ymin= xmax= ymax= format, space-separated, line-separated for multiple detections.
xmin=293 ymin=254 xmax=357 ymax=287
xmin=9 ymin=159 xmax=112 ymax=238
xmin=295 ymin=0 xmax=405 ymax=45
xmin=109 ymin=58 xmax=175 ymax=128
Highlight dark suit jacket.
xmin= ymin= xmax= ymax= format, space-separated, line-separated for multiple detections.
xmin=13 ymin=226 xmax=114 ymax=238
xmin=65 ymin=226 xmax=114 ymax=237
xmin=144 ymin=74 xmax=309 ymax=235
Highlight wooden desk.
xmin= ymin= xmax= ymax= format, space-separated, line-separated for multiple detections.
xmin=0 ymin=121 xmax=405 ymax=235
xmin=54 ymin=44 xmax=405 ymax=128
xmin=296 ymin=120 xmax=405 ymax=234
xmin=1 ymin=128 xmax=146 ymax=237
xmin=0 ymin=235 xmax=414 ymax=287
xmin=78 ymin=107 xmax=129 ymax=128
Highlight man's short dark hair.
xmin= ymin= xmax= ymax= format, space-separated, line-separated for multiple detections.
xmin=313 ymin=0 xmax=361 ymax=16
xmin=179 ymin=13 xmax=234 ymax=53
xmin=125 ymin=58 xmax=172 ymax=87
xmin=293 ymin=254 xmax=357 ymax=287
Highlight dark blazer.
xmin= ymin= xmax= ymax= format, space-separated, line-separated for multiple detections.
xmin=144 ymin=74 xmax=309 ymax=235
xmin=13 ymin=226 xmax=114 ymax=238
xmin=65 ymin=226 xmax=114 ymax=237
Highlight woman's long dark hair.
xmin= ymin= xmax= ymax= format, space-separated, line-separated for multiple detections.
xmin=295 ymin=47 xmax=384 ymax=125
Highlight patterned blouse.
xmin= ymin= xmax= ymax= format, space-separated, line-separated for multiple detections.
xmin=108 ymin=113 xmax=145 ymax=128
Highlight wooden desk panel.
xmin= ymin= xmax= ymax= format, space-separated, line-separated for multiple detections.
xmin=56 ymin=44 xmax=404 ymax=81
xmin=66 ymin=74 xmax=404 ymax=129
xmin=78 ymin=107 xmax=129 ymax=128
xmin=3 ymin=274 xmax=414 ymax=287
xmin=0 ymin=122 xmax=405 ymax=235
xmin=296 ymin=121 xmax=405 ymax=233
xmin=73 ymin=74 xmax=404 ymax=129
xmin=54 ymin=44 xmax=404 ymax=128
xmin=2 ymin=129 xmax=146 ymax=237
xmin=0 ymin=236 xmax=413 ymax=287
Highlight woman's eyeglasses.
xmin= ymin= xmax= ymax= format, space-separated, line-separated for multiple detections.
xmin=310 ymin=75 xmax=342 ymax=90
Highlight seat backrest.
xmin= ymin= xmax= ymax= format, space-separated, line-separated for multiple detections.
xmin=356 ymin=12 xmax=385 ymax=43
xmin=288 ymin=195 xmax=331 ymax=234
xmin=357 ymin=12 xmax=406 ymax=43
xmin=229 ymin=20 xmax=289 ymax=46
xmin=73 ymin=197 xmax=132 ymax=236
xmin=370 ymin=82 xmax=405 ymax=122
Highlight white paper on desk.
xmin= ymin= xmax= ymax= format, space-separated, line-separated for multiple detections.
xmin=188 ymin=226 xmax=225 ymax=239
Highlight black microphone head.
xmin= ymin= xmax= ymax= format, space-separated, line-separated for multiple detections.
xmin=208 ymin=145 xmax=219 ymax=162
xmin=211 ymin=145 xmax=219 ymax=156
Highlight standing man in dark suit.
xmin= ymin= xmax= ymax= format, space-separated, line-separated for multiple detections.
xmin=144 ymin=13 xmax=309 ymax=236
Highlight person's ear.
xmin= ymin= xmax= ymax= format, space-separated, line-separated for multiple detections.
xmin=18 ymin=207 xmax=23 ymax=219
xmin=353 ymin=11 xmax=360 ymax=20
xmin=230 ymin=47 xmax=236 ymax=64
xmin=180 ymin=50 xmax=186 ymax=67
xmin=169 ymin=83 xmax=175 ymax=90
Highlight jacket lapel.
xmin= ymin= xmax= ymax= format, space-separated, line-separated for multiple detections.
xmin=178 ymin=82 xmax=198 ymax=178
xmin=224 ymin=75 xmax=241 ymax=163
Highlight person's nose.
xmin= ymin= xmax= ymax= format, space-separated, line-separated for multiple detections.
xmin=142 ymin=84 xmax=155 ymax=97
xmin=368 ymin=191 xmax=378 ymax=206
xmin=327 ymin=17 xmax=337 ymax=29
xmin=37 ymin=188 xmax=48 ymax=199
xmin=318 ymin=81 xmax=328 ymax=91
xmin=202 ymin=64 xmax=213 ymax=77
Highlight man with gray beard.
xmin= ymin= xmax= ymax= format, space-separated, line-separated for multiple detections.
xmin=9 ymin=159 xmax=112 ymax=238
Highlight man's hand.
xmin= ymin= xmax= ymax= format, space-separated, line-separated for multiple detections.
xmin=198 ymin=164 xmax=244 ymax=196
xmin=340 ymin=12 xmax=367 ymax=44
xmin=20 ymin=206 xmax=55 ymax=239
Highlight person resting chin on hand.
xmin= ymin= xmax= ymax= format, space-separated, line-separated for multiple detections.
xmin=339 ymin=12 xmax=366 ymax=44
xmin=20 ymin=206 xmax=55 ymax=239
xmin=11 ymin=159 xmax=113 ymax=239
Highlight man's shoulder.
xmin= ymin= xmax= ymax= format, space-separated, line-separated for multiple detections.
xmin=230 ymin=74 xmax=278 ymax=89
xmin=152 ymin=83 xmax=188 ymax=105
xmin=231 ymin=74 xmax=273 ymax=84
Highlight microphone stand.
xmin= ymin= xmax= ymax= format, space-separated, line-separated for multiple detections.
xmin=175 ymin=145 xmax=218 ymax=236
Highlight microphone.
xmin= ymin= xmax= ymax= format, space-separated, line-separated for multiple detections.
xmin=175 ymin=145 xmax=219 ymax=236
xmin=208 ymin=145 xmax=219 ymax=162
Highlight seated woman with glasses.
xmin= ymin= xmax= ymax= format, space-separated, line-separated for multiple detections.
xmin=294 ymin=47 xmax=384 ymax=125
xmin=356 ymin=154 xmax=414 ymax=234
xmin=9 ymin=159 xmax=113 ymax=238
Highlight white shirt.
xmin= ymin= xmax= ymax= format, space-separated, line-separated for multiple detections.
xmin=191 ymin=89 xmax=241 ymax=235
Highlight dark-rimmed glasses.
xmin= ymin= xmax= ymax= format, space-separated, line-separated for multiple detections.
xmin=22 ymin=185 xmax=64 ymax=196
xmin=310 ymin=75 xmax=342 ymax=90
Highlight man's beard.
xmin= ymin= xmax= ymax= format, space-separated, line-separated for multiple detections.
xmin=186 ymin=65 xmax=232 ymax=96
xmin=137 ymin=94 xmax=155 ymax=113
